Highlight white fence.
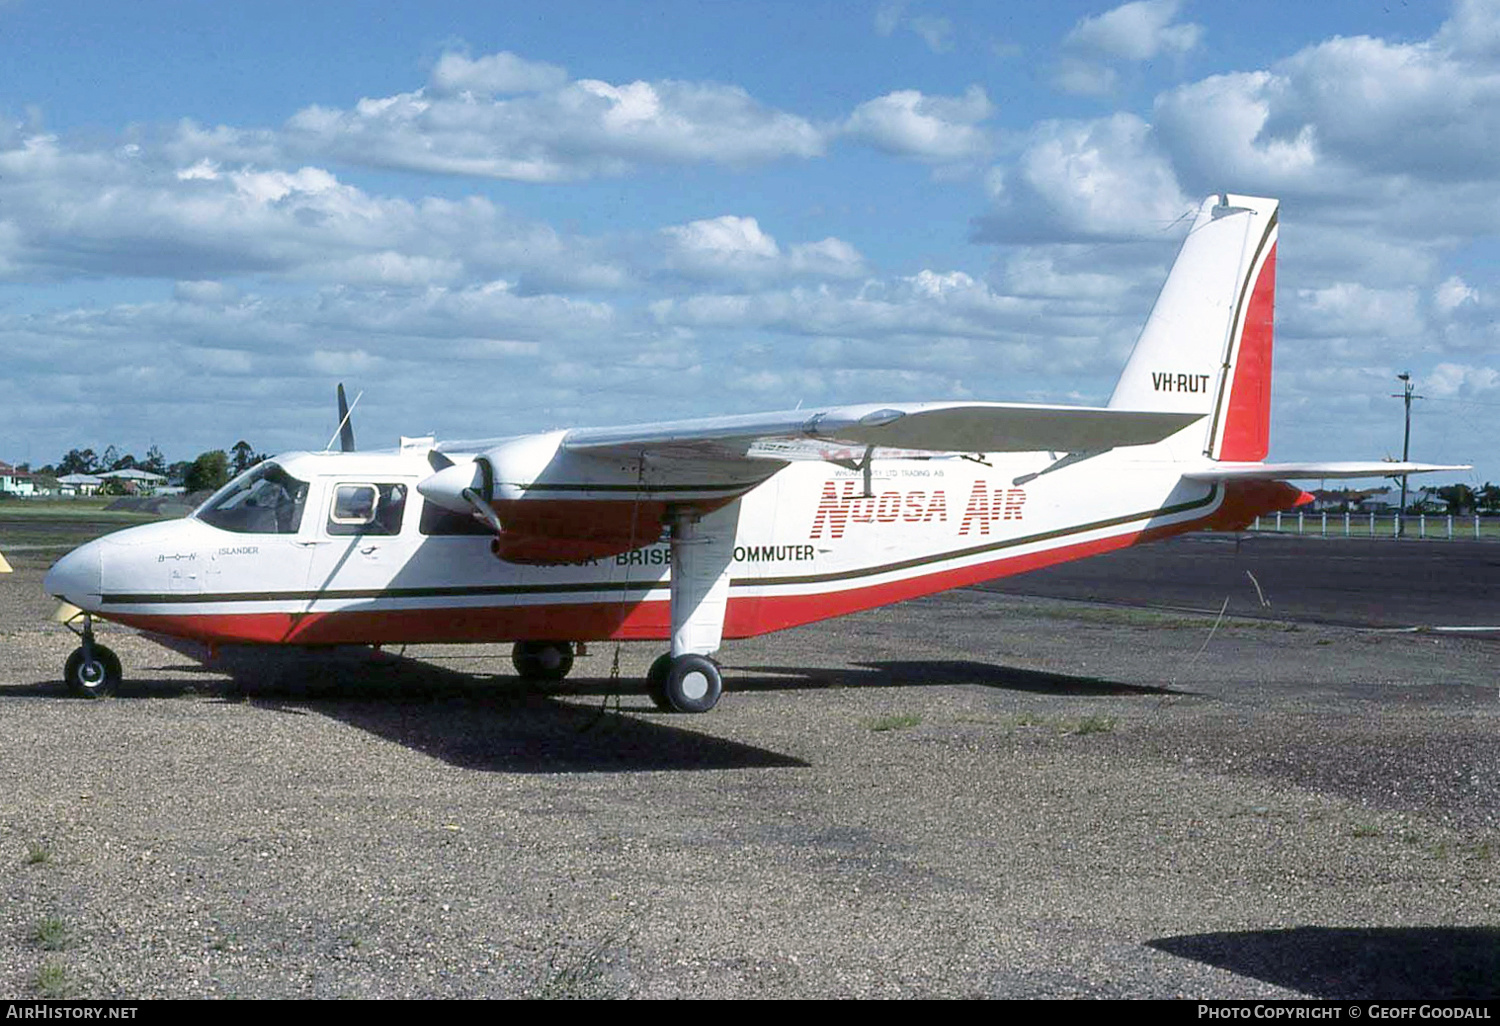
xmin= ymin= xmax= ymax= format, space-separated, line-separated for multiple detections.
xmin=1249 ymin=511 xmax=1492 ymax=540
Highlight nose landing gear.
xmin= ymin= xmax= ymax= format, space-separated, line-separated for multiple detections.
xmin=62 ymin=613 xmax=121 ymax=699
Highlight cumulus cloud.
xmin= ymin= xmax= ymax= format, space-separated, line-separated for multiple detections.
xmin=843 ymin=86 xmax=995 ymax=163
xmin=1435 ymin=275 xmax=1479 ymax=314
xmin=1056 ymin=1 xmax=1203 ymax=96
xmin=975 ymin=113 xmax=1191 ymax=242
xmin=1288 ymin=282 xmax=1424 ymax=340
xmin=1425 ymin=361 xmax=1500 ymax=399
xmin=1064 ymin=0 xmax=1203 ymax=61
xmin=873 ymin=2 xmax=954 ymax=53
xmin=0 ymin=132 xmax=628 ymax=290
xmin=271 ymin=55 xmax=826 ymax=183
xmin=659 ymin=215 xmax=864 ymax=282
xmin=427 ymin=51 xmax=569 ymax=95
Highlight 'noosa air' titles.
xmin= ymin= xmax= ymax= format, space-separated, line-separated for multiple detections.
xmin=810 ymin=480 xmax=1025 ymax=539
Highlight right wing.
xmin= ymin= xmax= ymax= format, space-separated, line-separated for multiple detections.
xmin=556 ymin=401 xmax=1203 ymax=463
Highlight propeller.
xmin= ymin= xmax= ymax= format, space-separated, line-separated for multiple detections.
xmin=335 ymin=383 xmax=358 ymax=452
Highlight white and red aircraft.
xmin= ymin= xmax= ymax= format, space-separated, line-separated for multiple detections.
xmin=43 ymin=194 xmax=1462 ymax=711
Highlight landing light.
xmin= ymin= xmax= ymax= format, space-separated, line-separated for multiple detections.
xmin=858 ymin=408 xmax=906 ymax=428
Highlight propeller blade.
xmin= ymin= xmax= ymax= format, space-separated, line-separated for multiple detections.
xmin=427 ymin=449 xmax=455 ymax=472
xmin=336 ymin=383 xmax=357 ymax=453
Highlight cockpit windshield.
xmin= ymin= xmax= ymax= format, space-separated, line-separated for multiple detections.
xmin=195 ymin=463 xmax=309 ymax=535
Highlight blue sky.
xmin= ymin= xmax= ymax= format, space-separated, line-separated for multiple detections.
xmin=1 ymin=0 xmax=1496 ymax=487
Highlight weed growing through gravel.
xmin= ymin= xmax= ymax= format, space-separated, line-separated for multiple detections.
xmin=34 ymin=961 xmax=71 ymax=998
xmin=1352 ymin=823 xmax=1383 ymax=838
xmin=23 ymin=843 xmax=50 ymax=865
xmin=866 ymin=713 xmax=922 ymax=732
xmin=533 ymin=929 xmax=626 ymax=1000
xmin=31 ymin=917 xmax=68 ymax=951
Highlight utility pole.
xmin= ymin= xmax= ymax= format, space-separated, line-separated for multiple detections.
xmin=1392 ymin=372 xmax=1424 ymax=537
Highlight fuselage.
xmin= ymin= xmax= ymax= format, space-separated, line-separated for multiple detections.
xmin=43 ymin=443 xmax=1298 ymax=648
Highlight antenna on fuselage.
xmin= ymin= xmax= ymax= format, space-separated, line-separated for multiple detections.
xmin=326 ymin=383 xmax=362 ymax=453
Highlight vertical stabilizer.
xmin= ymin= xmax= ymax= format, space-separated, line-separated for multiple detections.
xmin=1108 ymin=194 xmax=1279 ymax=462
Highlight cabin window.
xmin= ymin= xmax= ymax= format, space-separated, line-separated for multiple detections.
xmin=196 ymin=463 xmax=309 ymax=535
xmin=328 ymin=483 xmax=407 ymax=536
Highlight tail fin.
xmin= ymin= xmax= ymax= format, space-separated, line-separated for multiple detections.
xmin=1107 ymin=194 xmax=1279 ymax=462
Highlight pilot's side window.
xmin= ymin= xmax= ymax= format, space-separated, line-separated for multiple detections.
xmin=196 ymin=463 xmax=309 ymax=535
xmin=328 ymin=483 xmax=406 ymax=536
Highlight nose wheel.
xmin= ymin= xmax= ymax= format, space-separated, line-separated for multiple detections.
xmin=646 ymin=652 xmax=722 ymax=714
xmin=61 ymin=614 xmax=121 ymax=698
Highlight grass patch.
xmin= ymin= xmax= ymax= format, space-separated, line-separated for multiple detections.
xmin=1352 ymin=823 xmax=1383 ymax=838
xmin=865 ymin=713 xmax=922 ymax=732
xmin=984 ymin=712 xmax=1119 ymax=735
xmin=33 ymin=961 xmax=71 ymax=999
xmin=533 ymin=930 xmax=625 ymax=1000
xmin=31 ymin=916 xmax=68 ymax=951
xmin=1027 ymin=604 xmax=1288 ymax=632
xmin=23 ymin=843 xmax=50 ymax=866
xmin=1069 ymin=714 xmax=1117 ymax=736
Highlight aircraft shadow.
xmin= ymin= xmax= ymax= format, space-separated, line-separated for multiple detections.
xmin=1148 ymin=926 xmax=1500 ymax=999
xmin=730 ymin=659 xmax=1188 ymax=697
xmin=11 ymin=652 xmax=809 ymax=774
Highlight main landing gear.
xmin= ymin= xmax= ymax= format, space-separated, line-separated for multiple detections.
xmin=511 ymin=640 xmax=575 ymax=682
xmin=646 ymin=652 xmax=723 ymax=714
xmin=61 ymin=613 xmax=121 ymax=699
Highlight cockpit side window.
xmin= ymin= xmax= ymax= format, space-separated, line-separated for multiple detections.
xmin=195 ymin=464 xmax=310 ymax=535
xmin=328 ymin=483 xmax=407 ymax=536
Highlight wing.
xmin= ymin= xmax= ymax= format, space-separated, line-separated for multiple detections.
xmin=559 ymin=401 xmax=1203 ymax=462
xmin=419 ymin=402 xmax=1201 ymax=564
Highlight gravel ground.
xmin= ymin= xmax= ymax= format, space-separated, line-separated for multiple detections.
xmin=1 ymin=542 xmax=1497 ymax=999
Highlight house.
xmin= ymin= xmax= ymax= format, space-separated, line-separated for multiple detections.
xmin=56 ymin=473 xmax=104 ymax=496
xmin=99 ymin=467 xmax=169 ymax=495
xmin=1309 ymin=486 xmax=1393 ymax=513
xmin=0 ymin=460 xmax=36 ymax=496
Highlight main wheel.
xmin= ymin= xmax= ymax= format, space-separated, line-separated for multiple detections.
xmin=64 ymin=644 xmax=122 ymax=699
xmin=511 ymin=641 xmax=575 ymax=682
xmin=646 ymin=652 xmax=674 ymax=711
xmin=661 ymin=654 xmax=723 ymax=714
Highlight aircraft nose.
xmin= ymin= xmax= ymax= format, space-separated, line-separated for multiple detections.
xmin=44 ymin=541 xmax=103 ymax=606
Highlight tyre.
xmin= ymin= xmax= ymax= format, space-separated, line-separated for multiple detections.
xmin=64 ymin=644 xmax=122 ymax=699
xmin=646 ymin=652 xmax=674 ymax=711
xmin=661 ymin=654 xmax=722 ymax=714
xmin=511 ymin=640 xmax=574 ymax=682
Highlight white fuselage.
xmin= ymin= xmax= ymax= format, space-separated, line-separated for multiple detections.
xmin=44 ymin=444 xmax=1250 ymax=649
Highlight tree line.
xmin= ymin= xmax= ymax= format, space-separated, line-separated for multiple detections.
xmin=16 ymin=440 xmax=267 ymax=495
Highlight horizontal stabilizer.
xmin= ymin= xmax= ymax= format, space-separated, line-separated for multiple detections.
xmin=561 ymin=402 xmax=1203 ymax=461
xmin=1185 ymin=461 xmax=1469 ymax=481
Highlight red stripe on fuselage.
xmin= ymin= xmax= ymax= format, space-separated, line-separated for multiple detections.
xmin=99 ymin=514 xmax=1191 ymax=646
